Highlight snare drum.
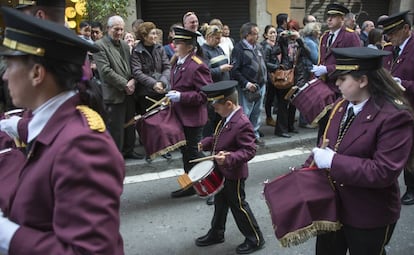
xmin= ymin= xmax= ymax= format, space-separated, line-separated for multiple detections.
xmin=289 ymin=78 xmax=336 ymax=125
xmin=188 ymin=160 xmax=224 ymax=198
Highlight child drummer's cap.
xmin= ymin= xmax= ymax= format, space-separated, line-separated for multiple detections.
xmin=0 ymin=6 xmax=99 ymax=66
xmin=201 ymin=80 xmax=238 ymax=104
xmin=330 ymin=47 xmax=390 ymax=78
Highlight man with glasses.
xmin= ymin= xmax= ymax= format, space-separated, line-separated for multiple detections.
xmin=379 ymin=10 xmax=414 ymax=205
xmin=91 ymin=21 xmax=104 ymax=42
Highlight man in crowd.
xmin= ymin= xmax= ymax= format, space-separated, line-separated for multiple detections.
xmin=360 ymin=20 xmax=375 ymax=46
xmin=94 ymin=15 xmax=143 ymax=160
xmin=231 ymin=22 xmax=267 ymax=146
xmin=91 ymin=21 xmax=104 ymax=42
xmin=379 ymin=11 xmax=414 ymax=205
xmin=183 ymin=11 xmax=205 ymax=45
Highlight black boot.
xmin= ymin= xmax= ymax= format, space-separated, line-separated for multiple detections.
xmin=195 ymin=230 xmax=224 ymax=247
xmin=171 ymin=186 xmax=196 ymax=198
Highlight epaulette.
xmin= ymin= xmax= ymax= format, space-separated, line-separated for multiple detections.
xmin=191 ymin=55 xmax=203 ymax=65
xmin=345 ymin=27 xmax=355 ymax=33
xmin=76 ymin=105 xmax=106 ymax=133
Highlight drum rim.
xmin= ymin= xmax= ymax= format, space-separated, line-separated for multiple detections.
xmin=188 ymin=160 xmax=214 ymax=182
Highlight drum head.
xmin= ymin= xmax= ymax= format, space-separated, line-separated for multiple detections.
xmin=188 ymin=160 xmax=214 ymax=182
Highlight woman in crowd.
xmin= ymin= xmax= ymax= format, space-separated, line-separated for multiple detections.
xmin=275 ymin=19 xmax=311 ymax=138
xmin=367 ymin=28 xmax=385 ymax=50
xmin=130 ymin=21 xmax=172 ymax=161
xmin=311 ymin=47 xmax=414 ymax=255
xmin=261 ymin=24 xmax=281 ymax=127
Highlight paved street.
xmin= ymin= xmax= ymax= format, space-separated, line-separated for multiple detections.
xmin=120 ymin=148 xmax=414 ymax=255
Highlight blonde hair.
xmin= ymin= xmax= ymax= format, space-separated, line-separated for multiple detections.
xmin=302 ymin=22 xmax=321 ymax=37
xmin=205 ymin=25 xmax=222 ymax=37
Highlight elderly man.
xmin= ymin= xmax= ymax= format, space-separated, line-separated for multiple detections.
xmin=231 ymin=22 xmax=267 ymax=146
xmin=94 ymin=16 xmax=143 ymax=159
xmin=379 ymin=11 xmax=414 ymax=205
xmin=360 ymin=20 xmax=375 ymax=46
xmin=183 ymin=11 xmax=205 ymax=45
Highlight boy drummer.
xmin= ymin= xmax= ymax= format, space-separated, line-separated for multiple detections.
xmin=196 ymin=80 xmax=265 ymax=254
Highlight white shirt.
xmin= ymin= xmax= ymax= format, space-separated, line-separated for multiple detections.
xmin=328 ymin=28 xmax=341 ymax=46
xmin=224 ymin=106 xmax=240 ymax=126
xmin=28 ymin=91 xmax=76 ymax=143
xmin=346 ymin=98 xmax=369 ymax=118
xmin=397 ymin=35 xmax=411 ymax=57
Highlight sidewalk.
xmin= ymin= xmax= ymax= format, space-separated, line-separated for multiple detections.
xmin=125 ymin=112 xmax=319 ymax=176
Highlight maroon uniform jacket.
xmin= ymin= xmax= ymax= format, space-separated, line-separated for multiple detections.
xmin=170 ymin=53 xmax=212 ymax=127
xmin=5 ymin=95 xmax=125 ymax=255
xmin=200 ymin=108 xmax=256 ymax=180
xmin=383 ymin=34 xmax=414 ymax=106
xmin=318 ymin=27 xmax=361 ymax=93
xmin=306 ymin=98 xmax=413 ymax=228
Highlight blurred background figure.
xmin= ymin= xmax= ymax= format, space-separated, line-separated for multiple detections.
xmin=261 ymin=24 xmax=280 ymax=128
xmin=367 ymin=28 xmax=385 ymax=49
xmin=124 ymin=31 xmax=136 ymax=53
xmin=91 ymin=21 xmax=104 ymax=42
xmin=360 ymin=20 xmax=375 ymax=46
xmin=164 ymin=23 xmax=182 ymax=60
xmin=78 ymin=20 xmax=94 ymax=44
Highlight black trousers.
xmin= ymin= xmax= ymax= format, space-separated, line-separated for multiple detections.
xmin=316 ymin=223 xmax=396 ymax=255
xmin=403 ymin=168 xmax=414 ymax=191
xmin=274 ymin=88 xmax=296 ymax=134
xmin=265 ymin=82 xmax=276 ymax=119
xmin=210 ymin=179 xmax=263 ymax=246
xmin=181 ymin=126 xmax=205 ymax=173
xmin=104 ymin=95 xmax=136 ymax=154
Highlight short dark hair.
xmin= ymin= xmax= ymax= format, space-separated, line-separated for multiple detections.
xmin=90 ymin=21 xmax=103 ymax=31
xmin=240 ymin=22 xmax=257 ymax=39
xmin=79 ymin=21 xmax=90 ymax=29
xmin=276 ymin=13 xmax=288 ymax=27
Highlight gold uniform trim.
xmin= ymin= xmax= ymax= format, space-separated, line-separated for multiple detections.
xmin=3 ymin=37 xmax=45 ymax=56
xmin=76 ymin=105 xmax=106 ymax=133
xmin=383 ymin=20 xmax=405 ymax=32
xmin=191 ymin=55 xmax=203 ymax=65
xmin=335 ymin=64 xmax=360 ymax=71
xmin=207 ymin=95 xmax=225 ymax=101
xmin=174 ymin=35 xmax=193 ymax=40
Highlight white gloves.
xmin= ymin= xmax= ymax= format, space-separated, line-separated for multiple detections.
xmin=312 ymin=147 xmax=336 ymax=169
xmin=0 ymin=116 xmax=21 ymax=139
xmin=311 ymin=65 xmax=328 ymax=77
xmin=166 ymin=90 xmax=181 ymax=102
xmin=0 ymin=210 xmax=19 ymax=253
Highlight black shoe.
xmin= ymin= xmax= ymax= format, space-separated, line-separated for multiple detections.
xmin=258 ymin=130 xmax=264 ymax=137
xmin=236 ymin=239 xmax=265 ymax=254
xmin=275 ymin=132 xmax=291 ymax=138
xmin=123 ymin=151 xmax=144 ymax=160
xmin=206 ymin=196 xmax=214 ymax=205
xmin=171 ymin=187 xmax=196 ymax=198
xmin=289 ymin=129 xmax=299 ymax=134
xmin=145 ymin=156 xmax=152 ymax=163
xmin=162 ymin=152 xmax=172 ymax=160
xmin=401 ymin=190 xmax=414 ymax=205
xmin=255 ymin=138 xmax=265 ymax=146
xmin=195 ymin=231 xmax=224 ymax=247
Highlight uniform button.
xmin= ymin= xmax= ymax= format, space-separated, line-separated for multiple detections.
xmin=340 ymin=184 xmax=344 ymax=187
xmin=333 ymin=180 xmax=337 ymax=184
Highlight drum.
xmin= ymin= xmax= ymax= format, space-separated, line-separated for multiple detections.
xmin=188 ymin=160 xmax=224 ymax=198
xmin=263 ymin=167 xmax=341 ymax=247
xmin=136 ymin=105 xmax=186 ymax=159
xmin=287 ymin=78 xmax=336 ymax=125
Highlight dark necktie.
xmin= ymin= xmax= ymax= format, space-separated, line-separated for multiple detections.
xmin=341 ymin=107 xmax=355 ymax=134
xmin=174 ymin=63 xmax=182 ymax=74
xmin=393 ymin=46 xmax=400 ymax=61
xmin=327 ymin=33 xmax=334 ymax=48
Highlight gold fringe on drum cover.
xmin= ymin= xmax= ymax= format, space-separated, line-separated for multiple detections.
xmin=277 ymin=220 xmax=342 ymax=248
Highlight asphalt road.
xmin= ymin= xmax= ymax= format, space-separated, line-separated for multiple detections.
xmin=119 ymin=148 xmax=414 ymax=255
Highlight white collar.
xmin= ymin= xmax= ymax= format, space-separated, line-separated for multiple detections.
xmin=398 ymin=35 xmax=411 ymax=55
xmin=224 ymin=106 xmax=240 ymax=125
xmin=28 ymin=91 xmax=76 ymax=143
xmin=177 ymin=54 xmax=190 ymax=65
xmin=347 ymin=98 xmax=369 ymax=116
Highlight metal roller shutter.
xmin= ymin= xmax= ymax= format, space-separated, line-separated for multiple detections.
xmin=140 ymin=0 xmax=249 ymax=44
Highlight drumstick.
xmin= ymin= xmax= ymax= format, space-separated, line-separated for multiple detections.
xmin=145 ymin=96 xmax=159 ymax=104
xmin=146 ymin=96 xmax=168 ymax=112
xmin=189 ymin=152 xmax=231 ymax=163
xmin=310 ymin=139 xmax=329 ymax=167
xmin=123 ymin=114 xmax=142 ymax=128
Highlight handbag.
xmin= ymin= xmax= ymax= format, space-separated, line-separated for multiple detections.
xmin=271 ymin=66 xmax=294 ymax=89
xmin=271 ymin=48 xmax=300 ymax=89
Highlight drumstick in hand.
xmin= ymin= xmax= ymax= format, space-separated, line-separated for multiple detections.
xmin=310 ymin=139 xmax=329 ymax=167
xmin=189 ymin=152 xmax=231 ymax=164
xmin=146 ymin=96 xmax=168 ymax=112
